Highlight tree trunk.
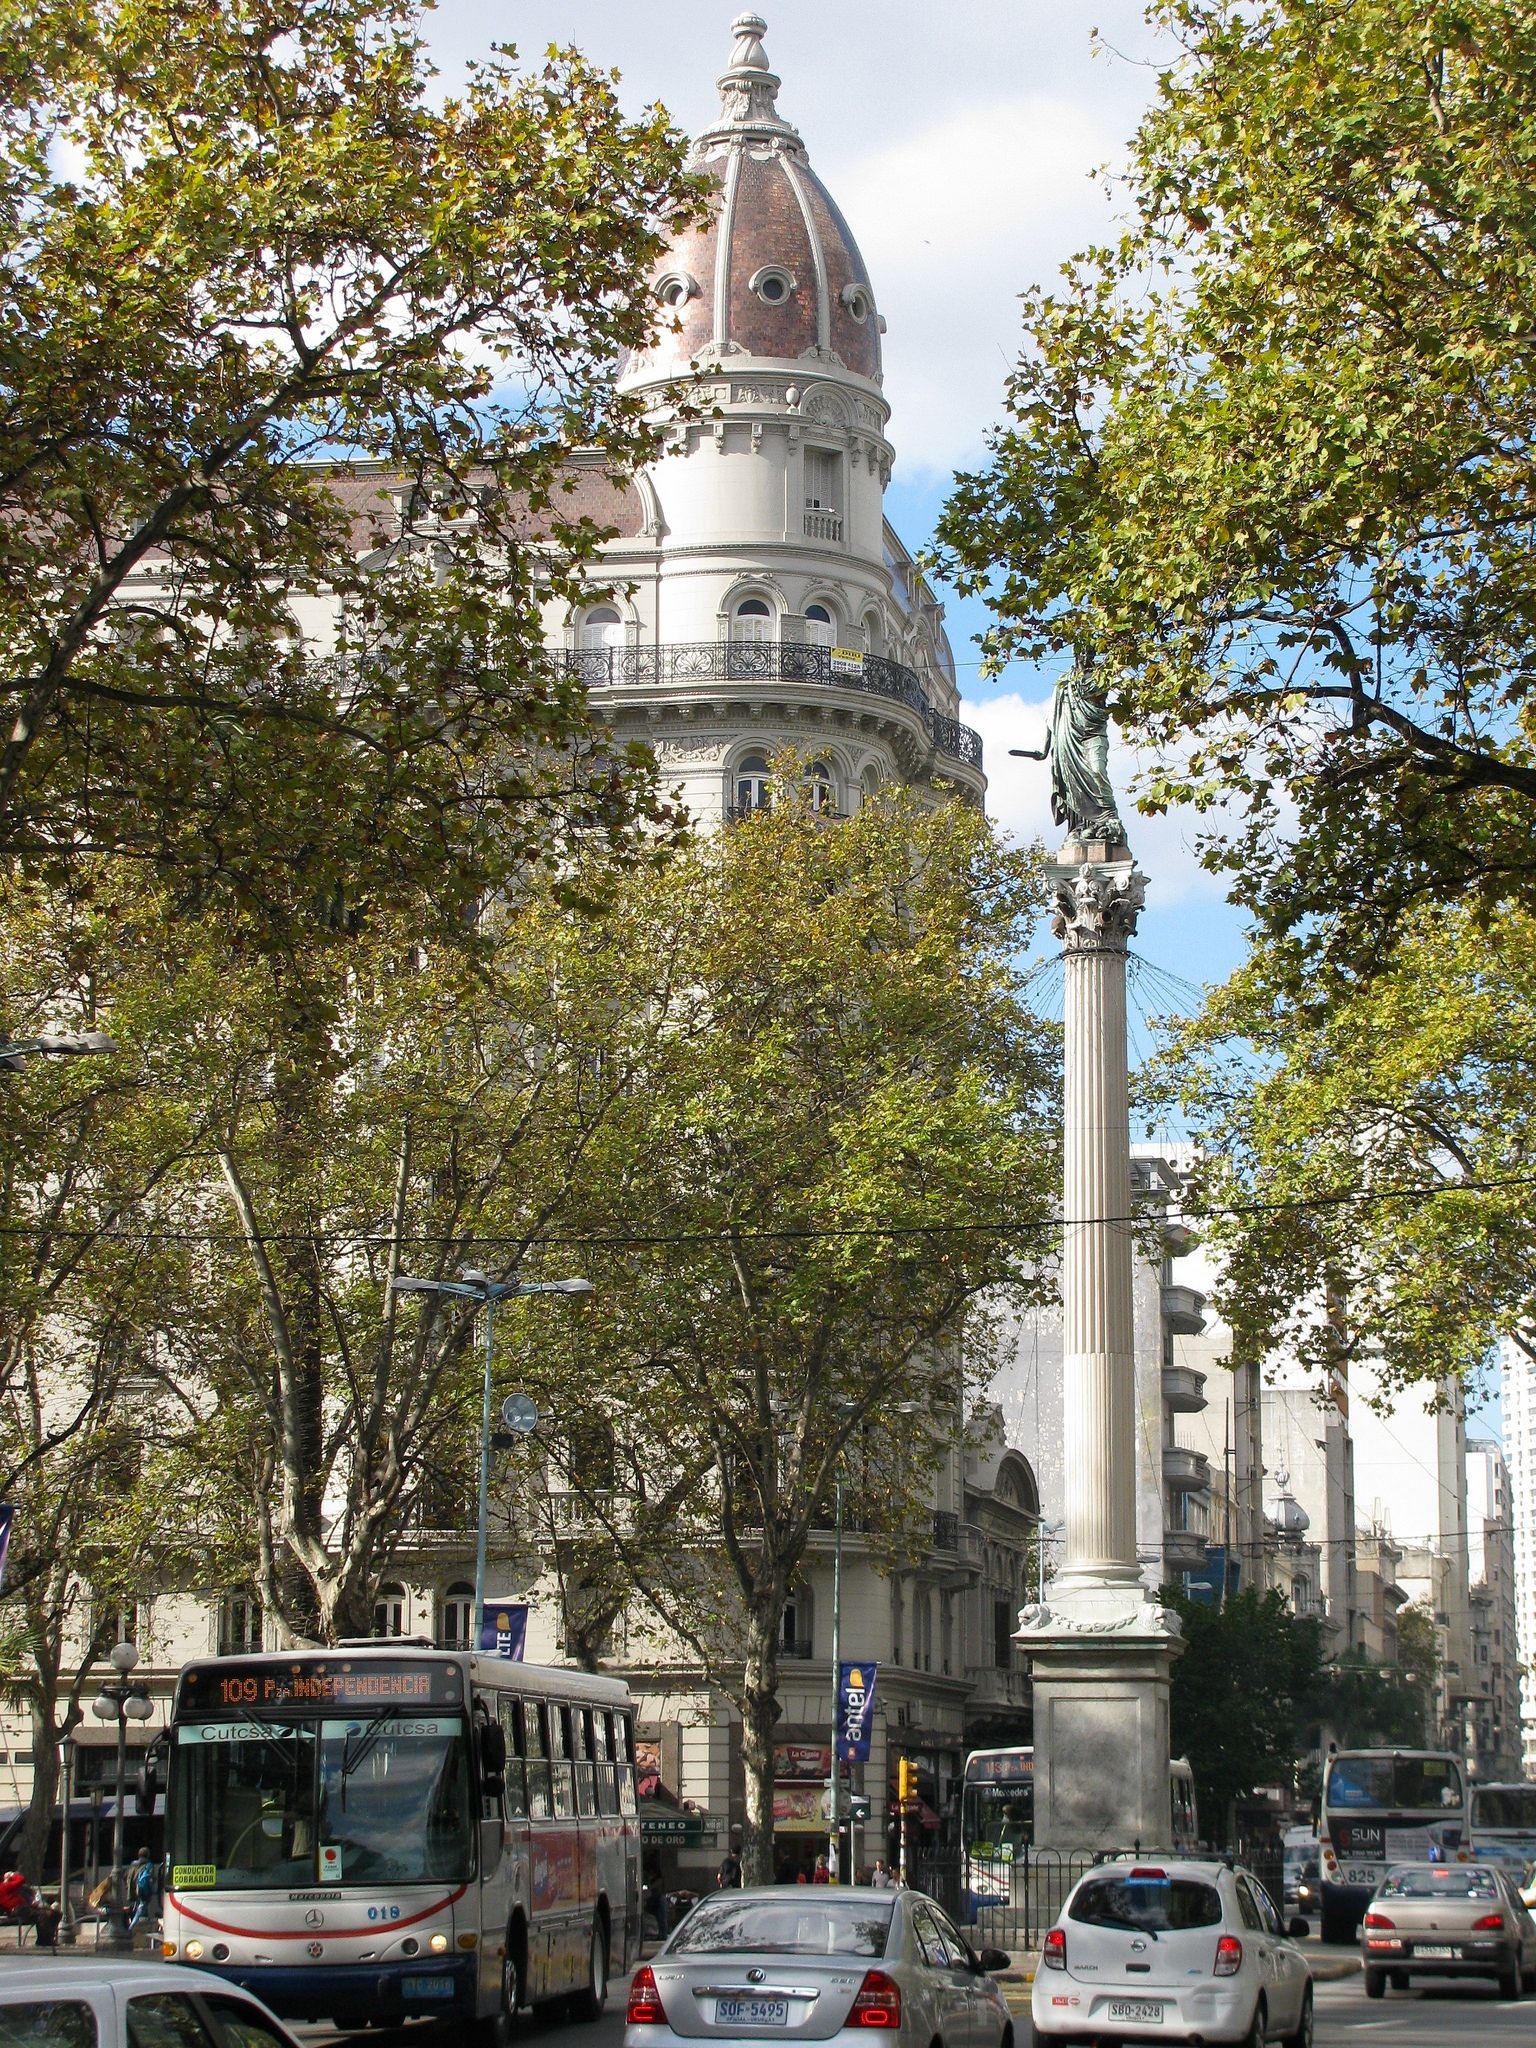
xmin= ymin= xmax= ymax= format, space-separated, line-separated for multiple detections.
xmin=738 ymin=1604 xmax=785 ymax=1887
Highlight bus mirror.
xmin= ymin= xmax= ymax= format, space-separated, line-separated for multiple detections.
xmin=479 ymin=1721 xmax=507 ymax=1791
xmin=135 ymin=1735 xmax=166 ymax=1816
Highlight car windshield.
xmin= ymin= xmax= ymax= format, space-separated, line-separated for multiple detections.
xmin=1326 ymin=1755 xmax=1463 ymax=1810
xmin=0 ymin=2004 xmax=96 ymax=2048
xmin=1069 ymin=1874 xmax=1222 ymax=1933
xmin=1380 ymin=1866 xmax=1498 ymax=1898
xmin=668 ymin=1897 xmax=894 ymax=1957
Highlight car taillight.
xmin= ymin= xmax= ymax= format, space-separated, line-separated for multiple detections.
xmin=1472 ymin=1913 xmax=1506 ymax=1931
xmin=1363 ymin=1912 xmax=1395 ymax=1930
xmin=1042 ymin=1928 xmax=1066 ymax=1971
xmin=849 ymin=1970 xmax=902 ymax=2027
xmin=1214 ymin=1935 xmax=1243 ymax=1977
xmin=626 ymin=1966 xmax=669 ymax=2025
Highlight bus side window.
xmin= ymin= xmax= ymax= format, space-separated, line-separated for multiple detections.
xmin=549 ymin=1704 xmax=576 ymax=1820
xmin=616 ymin=1711 xmax=636 ymax=1817
xmin=526 ymin=1700 xmax=552 ymax=1820
xmin=573 ymin=1708 xmax=597 ymax=1819
xmin=594 ymin=1711 xmax=618 ymax=1818
xmin=499 ymin=1695 xmax=528 ymax=1819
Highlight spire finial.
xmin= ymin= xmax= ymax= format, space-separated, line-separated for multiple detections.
xmin=708 ymin=11 xmax=797 ymax=141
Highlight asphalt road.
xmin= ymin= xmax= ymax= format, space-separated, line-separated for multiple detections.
xmin=301 ymin=1965 xmax=1536 ymax=2047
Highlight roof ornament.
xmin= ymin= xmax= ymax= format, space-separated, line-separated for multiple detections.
xmin=710 ymin=12 xmax=799 ymax=140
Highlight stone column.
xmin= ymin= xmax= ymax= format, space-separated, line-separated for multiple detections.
xmin=1016 ymin=839 xmax=1183 ymax=1855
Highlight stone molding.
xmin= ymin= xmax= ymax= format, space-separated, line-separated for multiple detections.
xmin=1049 ymin=858 xmax=1147 ymax=954
xmin=1015 ymin=1598 xmax=1184 ymax=1642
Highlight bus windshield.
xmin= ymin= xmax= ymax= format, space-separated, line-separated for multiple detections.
xmin=1325 ymin=1753 xmax=1463 ymax=1813
xmin=169 ymin=1711 xmax=473 ymax=1890
xmin=962 ymin=1779 xmax=1033 ymax=1859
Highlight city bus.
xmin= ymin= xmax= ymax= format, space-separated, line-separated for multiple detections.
xmin=1471 ymin=1781 xmax=1536 ymax=1869
xmin=959 ymin=1746 xmax=1200 ymax=1916
xmin=156 ymin=1645 xmax=640 ymax=2039
xmin=1316 ymin=1747 xmax=1469 ymax=1943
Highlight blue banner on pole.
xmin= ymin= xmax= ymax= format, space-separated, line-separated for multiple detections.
xmin=479 ymin=1599 xmax=528 ymax=1660
xmin=0 ymin=1504 xmax=11 ymax=1595
xmin=837 ymin=1661 xmax=878 ymax=1762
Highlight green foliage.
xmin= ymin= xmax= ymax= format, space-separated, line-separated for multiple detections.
xmin=1309 ymin=1651 xmax=1428 ymax=1751
xmin=936 ymin=0 xmax=1536 ymax=968
xmin=1153 ymin=897 xmax=1536 ymax=1389
xmin=0 ymin=0 xmax=698 ymax=944
xmin=1164 ymin=1586 xmax=1324 ymax=1838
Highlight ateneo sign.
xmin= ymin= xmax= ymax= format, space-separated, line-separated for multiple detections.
xmin=837 ymin=1661 xmax=878 ymax=1763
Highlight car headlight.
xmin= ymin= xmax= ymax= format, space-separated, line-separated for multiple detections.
xmin=184 ymin=1939 xmax=205 ymax=1961
xmin=429 ymin=1931 xmax=450 ymax=1954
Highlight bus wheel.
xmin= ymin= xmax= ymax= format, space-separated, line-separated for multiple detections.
xmin=570 ymin=1913 xmax=609 ymax=2023
xmin=478 ymin=1930 xmax=525 ymax=2046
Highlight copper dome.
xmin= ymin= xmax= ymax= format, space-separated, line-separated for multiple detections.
xmin=620 ymin=15 xmax=882 ymax=390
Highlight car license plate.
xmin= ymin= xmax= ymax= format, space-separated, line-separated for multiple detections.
xmin=401 ymin=1976 xmax=456 ymax=1999
xmin=714 ymin=1998 xmax=789 ymax=2026
xmin=1107 ymin=1999 xmax=1163 ymax=2023
xmin=1414 ymin=1945 xmax=1454 ymax=1959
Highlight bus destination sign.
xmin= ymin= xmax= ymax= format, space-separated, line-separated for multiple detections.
xmin=178 ymin=1659 xmax=464 ymax=1713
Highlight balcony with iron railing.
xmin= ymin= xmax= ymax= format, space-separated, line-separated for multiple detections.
xmin=557 ymin=640 xmax=983 ymax=770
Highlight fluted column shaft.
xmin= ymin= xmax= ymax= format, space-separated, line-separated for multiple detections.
xmin=1052 ymin=853 xmax=1146 ymax=1605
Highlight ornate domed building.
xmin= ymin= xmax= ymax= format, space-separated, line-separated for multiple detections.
xmin=546 ymin=13 xmax=983 ymax=823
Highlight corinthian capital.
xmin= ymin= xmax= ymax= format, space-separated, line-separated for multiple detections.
xmin=1050 ymin=859 xmax=1147 ymax=953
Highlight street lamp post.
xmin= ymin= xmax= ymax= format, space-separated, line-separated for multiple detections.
xmin=829 ymin=1471 xmax=843 ymax=1882
xmin=90 ymin=1640 xmax=153 ymax=1945
xmin=391 ymin=1270 xmax=592 ymax=1631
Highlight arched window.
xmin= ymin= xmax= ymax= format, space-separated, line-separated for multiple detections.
xmin=735 ymin=752 xmax=771 ymax=815
xmin=578 ymin=604 xmax=623 ymax=652
xmin=442 ymin=1581 xmax=475 ymax=1651
xmin=807 ymin=761 xmax=835 ymax=814
xmin=804 ymin=603 xmax=835 ymax=650
xmin=373 ymin=1582 xmax=407 ymax=1639
xmin=731 ymin=596 xmax=773 ymax=647
xmin=859 ymin=765 xmax=882 ymax=809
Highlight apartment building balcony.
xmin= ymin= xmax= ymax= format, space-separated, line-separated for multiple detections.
xmin=1162 ymin=1362 xmax=1208 ymax=1414
xmin=965 ymin=1664 xmax=1032 ymax=1711
xmin=1163 ymin=1525 xmax=1209 ymax=1574
xmin=1162 ymin=1444 xmax=1211 ymax=1493
xmin=1160 ymin=1284 xmax=1208 ymax=1335
xmin=557 ymin=640 xmax=982 ymax=769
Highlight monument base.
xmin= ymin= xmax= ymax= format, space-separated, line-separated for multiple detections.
xmin=1016 ymin=1599 xmax=1184 ymax=1855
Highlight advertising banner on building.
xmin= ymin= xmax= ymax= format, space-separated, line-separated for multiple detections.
xmin=837 ymin=1662 xmax=878 ymax=1763
xmin=774 ymin=1741 xmax=832 ymax=1783
xmin=479 ymin=1598 xmax=528 ymax=1659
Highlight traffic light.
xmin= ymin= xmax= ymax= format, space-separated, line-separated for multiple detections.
xmin=896 ymin=1757 xmax=917 ymax=1805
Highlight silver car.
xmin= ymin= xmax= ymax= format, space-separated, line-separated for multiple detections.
xmin=1361 ymin=1861 xmax=1536 ymax=1999
xmin=624 ymin=1886 xmax=1013 ymax=2048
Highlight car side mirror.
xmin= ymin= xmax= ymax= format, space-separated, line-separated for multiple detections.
xmin=974 ymin=1947 xmax=1010 ymax=1973
xmin=135 ymin=1732 xmax=168 ymax=1816
xmin=1288 ymin=1917 xmax=1310 ymax=1940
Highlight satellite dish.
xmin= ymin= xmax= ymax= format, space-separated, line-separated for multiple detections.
xmin=501 ymin=1393 xmax=540 ymax=1435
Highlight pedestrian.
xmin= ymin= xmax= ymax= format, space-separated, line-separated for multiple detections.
xmin=812 ymin=1853 xmax=829 ymax=1884
xmin=716 ymin=1843 xmax=742 ymax=1889
xmin=128 ymin=1849 xmax=160 ymax=1933
xmin=0 ymin=1868 xmax=59 ymax=1946
xmin=870 ymin=1859 xmax=894 ymax=1890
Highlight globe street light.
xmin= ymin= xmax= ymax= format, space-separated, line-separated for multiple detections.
xmin=390 ymin=1270 xmax=593 ymax=1636
xmin=90 ymin=1640 xmax=153 ymax=1945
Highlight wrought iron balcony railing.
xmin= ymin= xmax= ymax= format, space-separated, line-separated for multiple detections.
xmin=558 ymin=641 xmax=983 ymax=770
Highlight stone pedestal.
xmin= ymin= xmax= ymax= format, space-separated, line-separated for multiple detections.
xmin=1017 ymin=841 xmax=1183 ymax=1852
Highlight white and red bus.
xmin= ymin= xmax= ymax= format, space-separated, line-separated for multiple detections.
xmin=156 ymin=1646 xmax=640 ymax=2040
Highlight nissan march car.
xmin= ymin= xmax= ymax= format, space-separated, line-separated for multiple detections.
xmin=1031 ymin=1857 xmax=1313 ymax=2046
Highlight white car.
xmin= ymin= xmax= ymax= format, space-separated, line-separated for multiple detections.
xmin=1031 ymin=1856 xmax=1313 ymax=2047
xmin=0 ymin=1959 xmax=303 ymax=2048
